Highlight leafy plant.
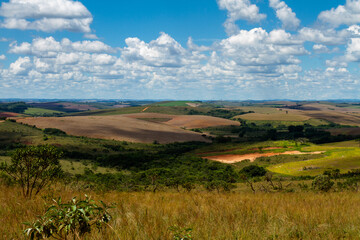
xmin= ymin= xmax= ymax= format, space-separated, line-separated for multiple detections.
xmin=169 ymin=225 xmax=193 ymax=240
xmin=0 ymin=145 xmax=63 ymax=198
xmin=24 ymin=195 xmax=113 ymax=240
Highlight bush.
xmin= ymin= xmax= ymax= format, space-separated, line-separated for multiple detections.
xmin=24 ymin=195 xmax=113 ymax=240
xmin=43 ymin=128 xmax=67 ymax=135
xmin=312 ymin=175 xmax=334 ymax=192
xmin=240 ymin=165 xmax=267 ymax=178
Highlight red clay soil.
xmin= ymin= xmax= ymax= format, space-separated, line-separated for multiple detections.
xmin=205 ymin=151 xmax=324 ymax=164
xmin=0 ymin=112 xmax=20 ymax=117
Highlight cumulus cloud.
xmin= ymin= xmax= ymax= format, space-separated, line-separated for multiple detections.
xmin=269 ymin=0 xmax=300 ymax=30
xmin=0 ymin=54 xmax=6 ymax=60
xmin=313 ymin=44 xmax=330 ymax=53
xmin=298 ymin=27 xmax=349 ymax=45
xmin=348 ymin=25 xmax=360 ymax=35
xmin=345 ymin=38 xmax=360 ymax=62
xmin=9 ymin=37 xmax=115 ymax=56
xmin=218 ymin=28 xmax=307 ymax=69
xmin=318 ymin=0 xmax=360 ymax=28
xmin=0 ymin=0 xmax=93 ymax=32
xmin=9 ymin=56 xmax=32 ymax=75
xmin=217 ymin=0 xmax=266 ymax=35
xmin=326 ymin=60 xmax=348 ymax=68
xmin=122 ymin=32 xmax=205 ymax=67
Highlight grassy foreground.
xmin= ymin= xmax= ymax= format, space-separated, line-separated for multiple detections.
xmin=2 ymin=184 xmax=360 ymax=239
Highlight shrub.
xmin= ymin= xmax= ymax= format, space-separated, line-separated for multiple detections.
xmin=240 ymin=165 xmax=267 ymax=178
xmin=24 ymin=195 xmax=113 ymax=240
xmin=312 ymin=175 xmax=334 ymax=192
xmin=43 ymin=128 xmax=66 ymax=136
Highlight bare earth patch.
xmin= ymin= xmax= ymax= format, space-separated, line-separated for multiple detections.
xmin=205 ymin=151 xmax=324 ymax=164
xmin=186 ymin=102 xmax=201 ymax=107
xmin=0 ymin=112 xmax=20 ymax=117
xmin=17 ymin=115 xmax=211 ymax=144
xmin=122 ymin=113 xmax=240 ymax=129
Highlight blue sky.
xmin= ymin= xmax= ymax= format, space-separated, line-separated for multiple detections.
xmin=0 ymin=0 xmax=359 ymax=100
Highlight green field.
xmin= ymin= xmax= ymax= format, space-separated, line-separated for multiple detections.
xmin=268 ymin=141 xmax=360 ymax=176
xmin=241 ymin=118 xmax=329 ymax=127
xmin=24 ymin=107 xmax=64 ymax=115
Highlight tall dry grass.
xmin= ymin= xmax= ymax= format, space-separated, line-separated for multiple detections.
xmin=1 ymin=183 xmax=360 ymax=239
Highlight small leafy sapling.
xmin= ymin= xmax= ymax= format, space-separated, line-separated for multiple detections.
xmin=24 ymin=195 xmax=113 ymax=240
xmin=169 ymin=225 xmax=193 ymax=240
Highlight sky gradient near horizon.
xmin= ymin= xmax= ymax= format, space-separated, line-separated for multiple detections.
xmin=0 ymin=0 xmax=359 ymax=100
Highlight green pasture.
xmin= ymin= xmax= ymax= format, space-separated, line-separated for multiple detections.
xmin=268 ymin=143 xmax=360 ymax=176
xmin=241 ymin=118 xmax=329 ymax=127
xmin=24 ymin=108 xmax=64 ymax=115
xmin=195 ymin=140 xmax=300 ymax=156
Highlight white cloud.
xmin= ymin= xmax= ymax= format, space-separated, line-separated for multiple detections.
xmin=9 ymin=56 xmax=32 ymax=75
xmin=267 ymin=29 xmax=302 ymax=45
xmin=345 ymin=38 xmax=360 ymax=62
xmin=217 ymin=0 xmax=266 ymax=35
xmin=84 ymin=33 xmax=99 ymax=39
xmin=0 ymin=0 xmax=93 ymax=32
xmin=269 ymin=0 xmax=300 ymax=30
xmin=298 ymin=27 xmax=348 ymax=45
xmin=0 ymin=54 xmax=6 ymax=60
xmin=122 ymin=32 xmax=205 ymax=67
xmin=348 ymin=25 xmax=360 ymax=35
xmin=326 ymin=60 xmax=348 ymax=68
xmin=9 ymin=37 xmax=115 ymax=56
xmin=318 ymin=0 xmax=360 ymax=28
xmin=313 ymin=44 xmax=329 ymax=53
xmin=218 ymin=28 xmax=307 ymax=68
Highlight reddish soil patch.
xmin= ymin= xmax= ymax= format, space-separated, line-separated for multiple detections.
xmin=205 ymin=151 xmax=324 ymax=164
xmin=0 ymin=112 xmax=20 ymax=117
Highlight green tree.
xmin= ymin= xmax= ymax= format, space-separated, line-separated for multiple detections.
xmin=0 ymin=145 xmax=63 ymax=198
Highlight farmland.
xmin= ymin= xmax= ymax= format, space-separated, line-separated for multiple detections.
xmin=16 ymin=115 xmax=211 ymax=143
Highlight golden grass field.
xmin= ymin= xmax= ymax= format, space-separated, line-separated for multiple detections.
xmin=2 ymin=184 xmax=360 ymax=240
